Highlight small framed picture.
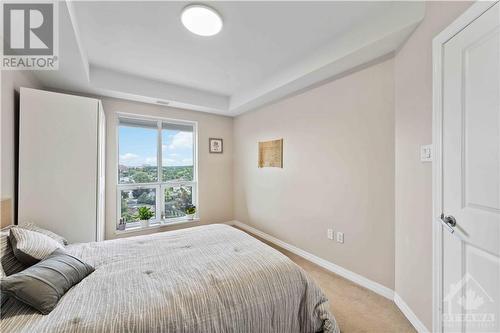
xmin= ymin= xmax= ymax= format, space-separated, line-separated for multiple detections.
xmin=209 ymin=138 xmax=223 ymax=153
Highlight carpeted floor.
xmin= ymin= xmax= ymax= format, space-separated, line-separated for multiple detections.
xmin=238 ymin=227 xmax=416 ymax=333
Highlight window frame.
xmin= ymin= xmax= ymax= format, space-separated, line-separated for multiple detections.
xmin=116 ymin=113 xmax=198 ymax=230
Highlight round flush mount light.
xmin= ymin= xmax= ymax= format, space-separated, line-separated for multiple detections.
xmin=181 ymin=4 xmax=223 ymax=37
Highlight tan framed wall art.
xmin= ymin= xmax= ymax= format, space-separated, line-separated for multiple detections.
xmin=258 ymin=139 xmax=283 ymax=168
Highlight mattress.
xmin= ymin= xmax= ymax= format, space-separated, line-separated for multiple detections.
xmin=0 ymin=224 xmax=338 ymax=332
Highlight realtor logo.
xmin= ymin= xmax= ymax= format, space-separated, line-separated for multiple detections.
xmin=444 ymin=273 xmax=497 ymax=330
xmin=1 ymin=2 xmax=58 ymax=69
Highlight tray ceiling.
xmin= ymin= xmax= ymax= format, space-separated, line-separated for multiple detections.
xmin=33 ymin=1 xmax=425 ymax=116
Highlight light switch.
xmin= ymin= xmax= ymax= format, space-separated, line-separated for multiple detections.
xmin=420 ymin=145 xmax=432 ymax=162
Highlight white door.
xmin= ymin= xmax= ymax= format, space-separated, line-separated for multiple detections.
xmin=441 ymin=3 xmax=500 ymax=332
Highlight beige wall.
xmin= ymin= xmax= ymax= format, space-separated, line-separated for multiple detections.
xmin=234 ymin=59 xmax=395 ymax=289
xmin=101 ymin=97 xmax=233 ymax=240
xmin=393 ymin=1 xmax=472 ymax=330
xmin=0 ymin=3 xmax=475 ymax=327
xmin=1 ymin=70 xmax=41 ymax=224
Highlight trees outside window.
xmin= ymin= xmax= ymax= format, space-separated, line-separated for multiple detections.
xmin=117 ymin=117 xmax=197 ymax=227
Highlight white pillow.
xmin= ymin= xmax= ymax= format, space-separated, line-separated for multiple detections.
xmin=19 ymin=223 xmax=68 ymax=246
xmin=9 ymin=227 xmax=64 ymax=266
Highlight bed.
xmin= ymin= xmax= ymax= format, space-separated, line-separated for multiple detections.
xmin=1 ymin=224 xmax=338 ymax=332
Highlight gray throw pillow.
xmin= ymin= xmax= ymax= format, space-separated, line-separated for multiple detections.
xmin=0 ymin=261 xmax=6 ymax=307
xmin=0 ymin=249 xmax=94 ymax=314
xmin=1 ymin=228 xmax=28 ymax=306
xmin=9 ymin=227 xmax=64 ymax=266
xmin=19 ymin=223 xmax=68 ymax=246
xmin=0 ymin=227 xmax=27 ymax=275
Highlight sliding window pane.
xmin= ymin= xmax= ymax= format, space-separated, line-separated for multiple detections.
xmin=162 ymin=126 xmax=193 ymax=181
xmin=164 ymin=185 xmax=193 ymax=219
xmin=119 ymin=125 xmax=158 ymax=184
xmin=120 ymin=188 xmax=156 ymax=222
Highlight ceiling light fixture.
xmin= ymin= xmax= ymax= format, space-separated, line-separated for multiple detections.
xmin=181 ymin=4 xmax=223 ymax=37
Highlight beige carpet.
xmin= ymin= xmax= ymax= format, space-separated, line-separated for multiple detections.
xmin=237 ymin=227 xmax=416 ymax=333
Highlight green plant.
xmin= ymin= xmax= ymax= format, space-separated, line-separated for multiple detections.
xmin=136 ymin=206 xmax=154 ymax=220
xmin=185 ymin=204 xmax=196 ymax=215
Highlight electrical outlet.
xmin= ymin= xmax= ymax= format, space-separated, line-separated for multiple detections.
xmin=327 ymin=229 xmax=334 ymax=240
xmin=336 ymin=232 xmax=344 ymax=244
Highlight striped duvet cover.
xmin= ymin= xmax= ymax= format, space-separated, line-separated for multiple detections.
xmin=1 ymin=224 xmax=338 ymax=332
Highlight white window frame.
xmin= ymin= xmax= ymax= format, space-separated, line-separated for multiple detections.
xmin=116 ymin=113 xmax=198 ymax=230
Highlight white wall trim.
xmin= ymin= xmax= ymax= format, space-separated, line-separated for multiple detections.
xmin=394 ymin=293 xmax=429 ymax=333
xmin=228 ymin=220 xmax=427 ymax=332
xmin=230 ymin=220 xmax=394 ymax=300
xmin=431 ymin=2 xmax=498 ymax=332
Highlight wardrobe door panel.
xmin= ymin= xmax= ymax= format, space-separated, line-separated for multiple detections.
xmin=19 ymin=88 xmax=98 ymax=243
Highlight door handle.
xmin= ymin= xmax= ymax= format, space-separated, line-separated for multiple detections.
xmin=440 ymin=213 xmax=456 ymax=234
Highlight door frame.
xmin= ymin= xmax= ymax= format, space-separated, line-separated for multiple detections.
xmin=431 ymin=2 xmax=499 ymax=332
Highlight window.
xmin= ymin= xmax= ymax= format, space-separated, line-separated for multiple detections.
xmin=164 ymin=185 xmax=193 ymax=219
xmin=117 ymin=116 xmax=197 ymax=229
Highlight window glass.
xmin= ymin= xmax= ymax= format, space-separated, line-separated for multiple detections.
xmin=164 ymin=185 xmax=193 ymax=219
xmin=162 ymin=128 xmax=193 ymax=181
xmin=117 ymin=118 xmax=196 ymax=229
xmin=119 ymin=126 xmax=158 ymax=184
xmin=120 ymin=188 xmax=156 ymax=222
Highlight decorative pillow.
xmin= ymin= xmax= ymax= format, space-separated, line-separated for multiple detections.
xmin=0 ymin=261 xmax=6 ymax=307
xmin=9 ymin=227 xmax=64 ymax=266
xmin=1 ymin=228 xmax=27 ymax=307
xmin=0 ymin=227 xmax=27 ymax=275
xmin=0 ymin=249 xmax=94 ymax=314
xmin=19 ymin=223 xmax=68 ymax=246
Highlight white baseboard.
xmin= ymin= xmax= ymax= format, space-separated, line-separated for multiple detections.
xmin=228 ymin=220 xmax=428 ymax=333
xmin=226 ymin=220 xmax=429 ymax=333
xmin=394 ymin=293 xmax=429 ymax=333
xmin=230 ymin=220 xmax=394 ymax=299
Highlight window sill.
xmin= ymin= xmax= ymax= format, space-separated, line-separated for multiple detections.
xmin=115 ymin=217 xmax=200 ymax=235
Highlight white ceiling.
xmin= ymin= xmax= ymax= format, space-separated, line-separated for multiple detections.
xmin=34 ymin=1 xmax=425 ymax=116
xmin=74 ymin=1 xmax=389 ymax=96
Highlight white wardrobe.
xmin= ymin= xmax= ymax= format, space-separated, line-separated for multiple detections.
xmin=18 ymin=88 xmax=105 ymax=243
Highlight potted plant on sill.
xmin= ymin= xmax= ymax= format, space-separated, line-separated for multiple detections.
xmin=185 ymin=204 xmax=196 ymax=221
xmin=137 ymin=206 xmax=154 ymax=227
xmin=117 ymin=217 xmax=126 ymax=231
